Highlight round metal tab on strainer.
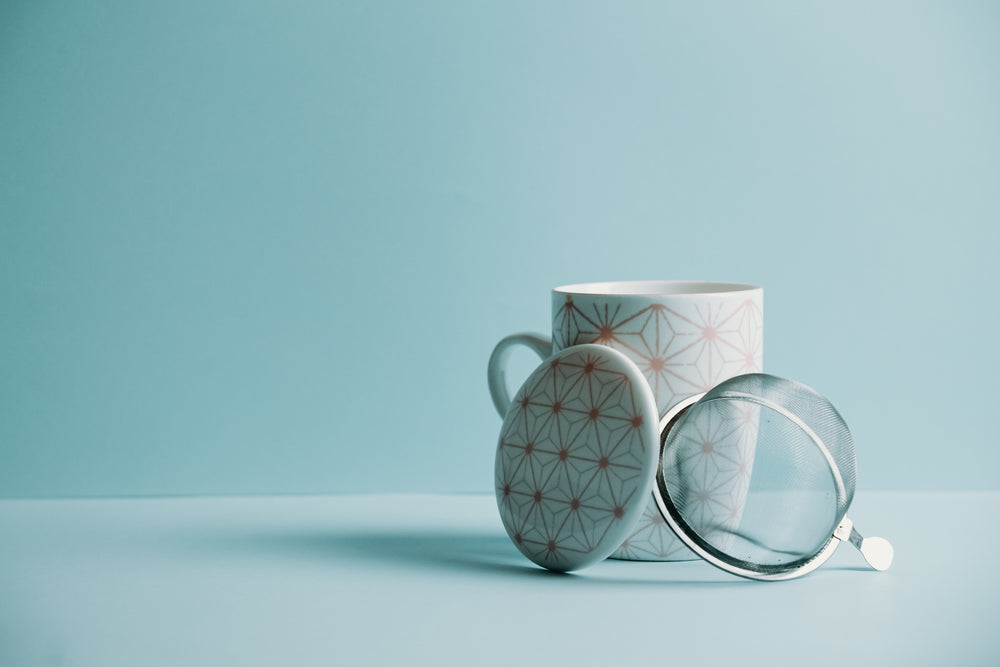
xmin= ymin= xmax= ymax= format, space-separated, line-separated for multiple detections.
xmin=495 ymin=344 xmax=659 ymax=572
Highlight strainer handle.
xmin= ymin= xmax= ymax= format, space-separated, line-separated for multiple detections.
xmin=834 ymin=518 xmax=894 ymax=571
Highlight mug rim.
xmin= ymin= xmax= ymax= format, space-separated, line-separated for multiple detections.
xmin=553 ymin=280 xmax=761 ymax=297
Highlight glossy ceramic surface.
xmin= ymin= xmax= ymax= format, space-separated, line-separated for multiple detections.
xmin=494 ymin=345 xmax=658 ymax=571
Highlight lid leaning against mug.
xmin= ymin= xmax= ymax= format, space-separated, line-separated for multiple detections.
xmin=494 ymin=344 xmax=659 ymax=571
xmin=494 ymin=342 xmax=894 ymax=579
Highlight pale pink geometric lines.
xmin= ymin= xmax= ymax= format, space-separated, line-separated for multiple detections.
xmin=553 ymin=295 xmax=763 ymax=416
xmin=661 ymin=398 xmax=760 ymax=552
xmin=549 ymin=292 xmax=762 ymax=561
xmin=495 ymin=345 xmax=658 ymax=571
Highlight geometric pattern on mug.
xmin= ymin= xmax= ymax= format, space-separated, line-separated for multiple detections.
xmin=660 ymin=398 xmax=760 ymax=553
xmin=554 ymin=295 xmax=763 ymax=416
xmin=615 ymin=400 xmax=760 ymax=560
xmin=495 ymin=346 xmax=655 ymax=571
xmin=552 ymin=293 xmax=763 ymax=561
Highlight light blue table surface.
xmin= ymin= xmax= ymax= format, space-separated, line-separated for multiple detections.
xmin=1 ymin=492 xmax=996 ymax=666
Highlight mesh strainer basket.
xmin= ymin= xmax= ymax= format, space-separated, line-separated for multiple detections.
xmin=654 ymin=373 xmax=893 ymax=581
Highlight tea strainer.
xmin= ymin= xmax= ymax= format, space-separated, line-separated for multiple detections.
xmin=654 ymin=373 xmax=893 ymax=581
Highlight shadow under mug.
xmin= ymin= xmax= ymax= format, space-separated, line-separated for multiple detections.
xmin=488 ymin=280 xmax=763 ymax=561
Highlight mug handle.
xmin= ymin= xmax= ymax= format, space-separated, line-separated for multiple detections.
xmin=487 ymin=332 xmax=553 ymax=417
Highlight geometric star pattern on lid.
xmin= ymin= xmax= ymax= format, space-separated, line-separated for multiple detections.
xmin=495 ymin=344 xmax=659 ymax=572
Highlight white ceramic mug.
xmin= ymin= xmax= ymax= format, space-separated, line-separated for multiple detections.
xmin=488 ymin=280 xmax=763 ymax=560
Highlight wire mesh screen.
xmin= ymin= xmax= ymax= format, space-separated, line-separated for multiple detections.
xmin=660 ymin=374 xmax=858 ymax=571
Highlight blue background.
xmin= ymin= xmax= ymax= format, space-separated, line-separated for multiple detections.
xmin=2 ymin=1 xmax=997 ymax=497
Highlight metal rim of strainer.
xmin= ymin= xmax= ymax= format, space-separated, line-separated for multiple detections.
xmin=651 ymin=393 xmax=846 ymax=582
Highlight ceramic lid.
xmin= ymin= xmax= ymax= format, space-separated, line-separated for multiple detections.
xmin=494 ymin=344 xmax=659 ymax=571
